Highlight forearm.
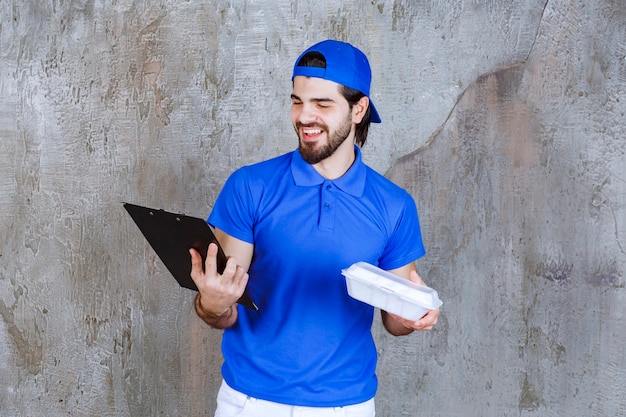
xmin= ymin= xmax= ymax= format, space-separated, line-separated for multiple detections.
xmin=194 ymin=293 xmax=238 ymax=329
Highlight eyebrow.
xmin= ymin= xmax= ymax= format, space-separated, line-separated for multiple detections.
xmin=290 ymin=93 xmax=336 ymax=103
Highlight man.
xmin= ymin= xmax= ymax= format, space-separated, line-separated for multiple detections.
xmin=190 ymin=39 xmax=440 ymax=417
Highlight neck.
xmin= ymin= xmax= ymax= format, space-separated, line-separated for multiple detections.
xmin=312 ymin=139 xmax=356 ymax=180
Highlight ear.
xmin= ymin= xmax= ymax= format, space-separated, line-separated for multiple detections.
xmin=351 ymin=96 xmax=370 ymax=124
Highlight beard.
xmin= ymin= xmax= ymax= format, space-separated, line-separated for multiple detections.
xmin=296 ymin=114 xmax=353 ymax=165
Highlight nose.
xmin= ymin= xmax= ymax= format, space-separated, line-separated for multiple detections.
xmin=294 ymin=102 xmax=318 ymax=125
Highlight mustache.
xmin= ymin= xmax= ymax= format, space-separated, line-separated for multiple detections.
xmin=296 ymin=122 xmax=328 ymax=131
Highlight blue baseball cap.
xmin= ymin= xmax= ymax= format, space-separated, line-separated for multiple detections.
xmin=292 ymin=40 xmax=381 ymax=123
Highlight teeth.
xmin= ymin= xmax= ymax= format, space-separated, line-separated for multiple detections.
xmin=303 ymin=128 xmax=322 ymax=135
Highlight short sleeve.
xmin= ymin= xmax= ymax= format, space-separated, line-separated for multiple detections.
xmin=208 ymin=167 xmax=257 ymax=244
xmin=377 ymin=192 xmax=426 ymax=270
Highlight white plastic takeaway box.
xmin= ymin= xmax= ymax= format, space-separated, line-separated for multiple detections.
xmin=342 ymin=262 xmax=443 ymax=321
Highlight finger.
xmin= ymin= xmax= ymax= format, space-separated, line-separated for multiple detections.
xmin=415 ymin=309 xmax=439 ymax=329
xmin=203 ymin=242 xmax=219 ymax=275
xmin=388 ymin=309 xmax=438 ymax=331
xmin=189 ymin=248 xmax=203 ymax=277
xmin=232 ymin=266 xmax=249 ymax=292
xmin=387 ymin=312 xmax=420 ymax=330
xmin=221 ymin=254 xmax=239 ymax=279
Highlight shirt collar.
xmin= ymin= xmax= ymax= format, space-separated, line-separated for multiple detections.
xmin=291 ymin=145 xmax=367 ymax=197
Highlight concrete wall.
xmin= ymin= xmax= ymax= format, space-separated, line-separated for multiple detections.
xmin=1 ymin=1 xmax=624 ymax=416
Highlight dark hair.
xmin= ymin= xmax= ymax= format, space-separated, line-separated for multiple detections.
xmin=295 ymin=52 xmax=371 ymax=147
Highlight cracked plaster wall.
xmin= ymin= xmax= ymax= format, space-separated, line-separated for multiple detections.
xmin=1 ymin=0 xmax=624 ymax=416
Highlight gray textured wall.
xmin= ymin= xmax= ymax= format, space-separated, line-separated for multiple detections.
xmin=1 ymin=1 xmax=624 ymax=416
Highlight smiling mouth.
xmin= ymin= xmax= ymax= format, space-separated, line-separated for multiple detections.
xmin=299 ymin=124 xmax=326 ymax=141
xmin=303 ymin=127 xmax=322 ymax=135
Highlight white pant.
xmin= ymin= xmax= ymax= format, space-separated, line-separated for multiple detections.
xmin=214 ymin=380 xmax=376 ymax=417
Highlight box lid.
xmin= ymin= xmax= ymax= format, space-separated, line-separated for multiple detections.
xmin=341 ymin=261 xmax=443 ymax=310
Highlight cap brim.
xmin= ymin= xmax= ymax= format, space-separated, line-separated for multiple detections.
xmin=369 ymin=100 xmax=381 ymax=123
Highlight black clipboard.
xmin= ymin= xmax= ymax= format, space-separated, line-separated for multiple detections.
xmin=123 ymin=202 xmax=258 ymax=311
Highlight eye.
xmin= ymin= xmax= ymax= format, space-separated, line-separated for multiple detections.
xmin=290 ymin=94 xmax=302 ymax=105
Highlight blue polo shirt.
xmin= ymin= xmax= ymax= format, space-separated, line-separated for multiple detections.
xmin=208 ymin=146 xmax=425 ymax=407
